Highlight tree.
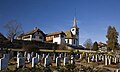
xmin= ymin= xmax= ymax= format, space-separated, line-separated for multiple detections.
xmin=92 ymin=41 xmax=98 ymax=51
xmin=83 ymin=39 xmax=93 ymax=49
xmin=106 ymin=26 xmax=119 ymax=51
xmin=4 ymin=20 xmax=23 ymax=41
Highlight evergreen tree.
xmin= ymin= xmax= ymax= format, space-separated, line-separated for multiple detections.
xmin=106 ymin=26 xmax=119 ymax=51
xmin=92 ymin=41 xmax=98 ymax=51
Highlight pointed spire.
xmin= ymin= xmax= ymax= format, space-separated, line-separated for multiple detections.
xmin=73 ymin=16 xmax=77 ymax=28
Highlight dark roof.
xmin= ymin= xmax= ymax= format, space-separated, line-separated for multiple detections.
xmin=46 ymin=31 xmax=65 ymax=36
xmin=17 ymin=28 xmax=45 ymax=38
xmin=65 ymin=30 xmax=76 ymax=39
xmin=0 ymin=33 xmax=7 ymax=41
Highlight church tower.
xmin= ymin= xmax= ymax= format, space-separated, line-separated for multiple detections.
xmin=70 ymin=16 xmax=79 ymax=46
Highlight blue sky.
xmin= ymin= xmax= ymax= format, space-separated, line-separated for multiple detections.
xmin=0 ymin=0 xmax=120 ymax=45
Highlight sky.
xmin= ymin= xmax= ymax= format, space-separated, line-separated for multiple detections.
xmin=0 ymin=0 xmax=120 ymax=45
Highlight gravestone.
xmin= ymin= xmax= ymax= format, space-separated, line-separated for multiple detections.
xmin=88 ymin=57 xmax=90 ymax=63
xmin=116 ymin=69 xmax=120 ymax=72
xmin=32 ymin=57 xmax=38 ymax=68
xmin=31 ymin=52 xmax=34 ymax=57
xmin=64 ymin=53 xmax=67 ymax=57
xmin=102 ymin=55 xmax=104 ymax=61
xmin=114 ymin=57 xmax=117 ymax=64
xmin=108 ymin=56 xmax=111 ymax=65
xmin=79 ymin=54 xmax=82 ymax=59
xmin=42 ymin=54 xmax=45 ymax=60
xmin=24 ymin=51 xmax=27 ymax=57
xmin=17 ymin=52 xmax=22 ymax=58
xmin=91 ymin=55 xmax=95 ymax=62
xmin=70 ymin=55 xmax=75 ymax=64
xmin=105 ymin=55 xmax=108 ymax=65
xmin=59 ymin=54 xmax=62 ymax=58
xmin=17 ymin=57 xmax=25 ymax=68
xmin=95 ymin=54 xmax=98 ymax=62
xmin=53 ymin=53 xmax=56 ymax=61
xmin=0 ymin=54 xmax=10 ymax=70
xmin=27 ymin=53 xmax=32 ymax=62
xmin=98 ymin=55 xmax=102 ymax=61
xmin=37 ymin=54 xmax=41 ymax=61
xmin=63 ymin=57 xmax=68 ymax=66
xmin=44 ymin=55 xmax=50 ymax=67
xmin=56 ymin=57 xmax=61 ymax=67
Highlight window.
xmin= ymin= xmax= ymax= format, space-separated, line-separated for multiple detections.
xmin=39 ymin=36 xmax=42 ymax=39
xmin=23 ymin=35 xmax=30 ymax=39
xmin=73 ymin=39 xmax=75 ymax=44
xmin=38 ymin=32 xmax=39 ymax=34
xmin=61 ymin=34 xmax=64 ymax=38
xmin=32 ymin=35 xmax=35 ymax=38
xmin=67 ymin=39 xmax=69 ymax=43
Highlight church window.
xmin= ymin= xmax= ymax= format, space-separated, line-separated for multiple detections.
xmin=73 ymin=39 xmax=75 ymax=44
xmin=67 ymin=39 xmax=69 ymax=43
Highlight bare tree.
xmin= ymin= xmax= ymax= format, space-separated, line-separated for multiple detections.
xmin=4 ymin=20 xmax=23 ymax=41
xmin=83 ymin=38 xmax=93 ymax=49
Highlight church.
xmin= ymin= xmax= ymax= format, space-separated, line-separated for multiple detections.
xmin=46 ymin=16 xmax=79 ymax=47
xmin=65 ymin=16 xmax=79 ymax=47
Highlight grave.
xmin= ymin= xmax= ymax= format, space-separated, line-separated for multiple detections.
xmin=0 ymin=54 xmax=10 ymax=70
xmin=56 ymin=57 xmax=61 ymax=67
xmin=17 ymin=57 xmax=25 ymax=68
xmin=44 ymin=55 xmax=51 ymax=67
xmin=63 ymin=57 xmax=68 ymax=66
xmin=27 ymin=53 xmax=32 ymax=62
xmin=32 ymin=57 xmax=38 ymax=68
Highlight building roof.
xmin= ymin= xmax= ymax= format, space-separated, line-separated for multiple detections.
xmin=17 ymin=27 xmax=45 ymax=38
xmin=65 ymin=30 xmax=76 ymax=39
xmin=0 ymin=33 xmax=7 ymax=41
xmin=46 ymin=31 xmax=65 ymax=36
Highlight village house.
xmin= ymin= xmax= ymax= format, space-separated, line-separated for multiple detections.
xmin=16 ymin=27 xmax=46 ymax=42
xmin=46 ymin=31 xmax=66 ymax=45
xmin=98 ymin=42 xmax=107 ymax=52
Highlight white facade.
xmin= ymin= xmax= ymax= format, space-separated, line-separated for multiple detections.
xmin=65 ymin=39 xmax=78 ymax=47
xmin=53 ymin=34 xmax=65 ymax=44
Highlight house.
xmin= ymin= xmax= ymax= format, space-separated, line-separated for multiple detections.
xmin=16 ymin=27 xmax=46 ymax=42
xmin=98 ymin=42 xmax=107 ymax=52
xmin=0 ymin=33 xmax=7 ymax=42
xmin=0 ymin=33 xmax=13 ymax=48
xmin=65 ymin=16 xmax=79 ymax=47
xmin=46 ymin=31 xmax=66 ymax=44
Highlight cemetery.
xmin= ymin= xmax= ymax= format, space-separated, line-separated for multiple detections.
xmin=0 ymin=49 xmax=120 ymax=72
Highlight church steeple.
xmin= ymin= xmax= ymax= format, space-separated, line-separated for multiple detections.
xmin=73 ymin=16 xmax=77 ymax=28
xmin=73 ymin=16 xmax=79 ymax=29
